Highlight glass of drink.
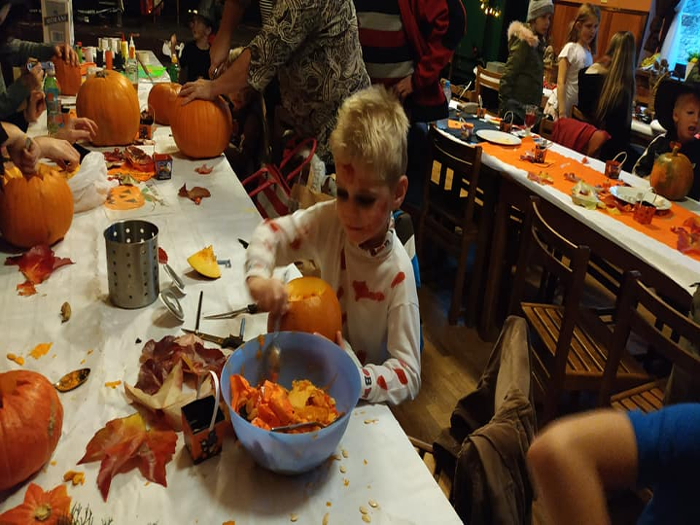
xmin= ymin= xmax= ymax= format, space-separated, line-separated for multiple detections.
xmin=524 ymin=105 xmax=538 ymax=135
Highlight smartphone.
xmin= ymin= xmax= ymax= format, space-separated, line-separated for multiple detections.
xmin=26 ymin=61 xmax=50 ymax=72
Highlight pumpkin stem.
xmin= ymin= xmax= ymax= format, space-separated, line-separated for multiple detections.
xmin=0 ymin=374 xmax=18 ymax=408
xmin=34 ymin=503 xmax=53 ymax=521
xmin=670 ymin=141 xmax=681 ymax=155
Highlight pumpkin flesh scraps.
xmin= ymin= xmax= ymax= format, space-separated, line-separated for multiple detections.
xmin=178 ymin=183 xmax=211 ymax=205
xmin=5 ymin=245 xmax=74 ymax=296
xmin=0 ymin=483 xmax=71 ymax=525
xmin=194 ymin=163 xmax=214 ymax=174
xmin=78 ymin=412 xmax=177 ymax=501
xmin=230 ymin=375 xmax=339 ymax=432
xmin=124 ymin=146 xmax=155 ymax=173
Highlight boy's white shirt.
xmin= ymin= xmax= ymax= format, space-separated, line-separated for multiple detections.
xmin=245 ymin=201 xmax=421 ymax=405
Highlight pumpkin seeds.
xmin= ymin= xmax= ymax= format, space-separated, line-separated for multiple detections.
xmin=60 ymin=302 xmax=71 ymax=323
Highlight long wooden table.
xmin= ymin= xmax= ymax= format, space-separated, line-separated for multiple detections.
xmin=2 ymin=67 xmax=462 ymax=524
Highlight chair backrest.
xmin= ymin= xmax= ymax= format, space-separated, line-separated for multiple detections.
xmin=475 ymin=66 xmax=502 ymax=99
xmin=509 ymin=197 xmax=591 ymax=381
xmin=598 ymin=271 xmax=700 ymax=405
xmin=423 ymin=126 xmax=482 ymax=229
xmin=539 ymin=118 xmax=554 ymax=140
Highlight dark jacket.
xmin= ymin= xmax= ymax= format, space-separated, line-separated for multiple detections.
xmin=398 ymin=0 xmax=465 ymax=122
xmin=577 ymin=69 xmax=632 ymax=163
xmin=433 ymin=316 xmax=537 ymax=525
xmin=498 ymin=22 xmax=545 ymax=125
xmin=633 ymin=134 xmax=700 ymax=200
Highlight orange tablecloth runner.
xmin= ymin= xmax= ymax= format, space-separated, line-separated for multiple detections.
xmin=481 ymin=138 xmax=700 ymax=263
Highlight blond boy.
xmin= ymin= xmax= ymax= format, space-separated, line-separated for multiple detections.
xmin=245 ymin=86 xmax=421 ymax=405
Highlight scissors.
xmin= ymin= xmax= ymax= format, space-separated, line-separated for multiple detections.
xmin=182 ymin=317 xmax=246 ymax=349
xmin=204 ymin=303 xmax=258 ymax=320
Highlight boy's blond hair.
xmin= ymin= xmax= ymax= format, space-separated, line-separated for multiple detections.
xmin=329 ymin=85 xmax=409 ymax=187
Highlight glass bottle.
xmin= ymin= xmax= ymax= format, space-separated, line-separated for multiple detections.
xmin=44 ymin=62 xmax=62 ymax=135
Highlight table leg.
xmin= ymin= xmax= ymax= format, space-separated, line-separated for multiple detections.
xmin=478 ymin=180 xmax=509 ymax=341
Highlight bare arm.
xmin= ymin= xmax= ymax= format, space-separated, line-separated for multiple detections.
xmin=557 ymin=57 xmax=569 ymax=119
xmin=209 ymin=0 xmax=247 ymax=77
xmin=527 ymin=410 xmax=638 ymax=525
xmin=179 ymin=48 xmax=252 ymax=104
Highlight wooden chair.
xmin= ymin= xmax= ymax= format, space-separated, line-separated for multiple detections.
xmin=598 ymin=271 xmax=700 ymax=411
xmin=417 ymin=126 xmax=483 ymax=325
xmin=538 ymin=118 xmax=554 ymax=141
xmin=409 ymin=437 xmax=451 ymax=498
xmin=509 ymin=198 xmax=650 ymax=423
xmin=474 ymin=65 xmax=502 ymax=101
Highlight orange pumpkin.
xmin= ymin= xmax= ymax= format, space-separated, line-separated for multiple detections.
xmin=268 ymin=277 xmax=342 ymax=341
xmin=76 ymin=70 xmax=140 ymax=146
xmin=0 ymin=165 xmax=74 ymax=248
xmin=51 ymin=58 xmax=82 ymax=96
xmin=148 ymin=82 xmax=181 ymax=125
xmin=0 ymin=483 xmax=71 ymax=524
xmin=650 ymin=143 xmax=695 ymax=200
xmin=0 ymin=371 xmax=64 ymax=492
xmin=170 ymin=97 xmax=232 ymax=159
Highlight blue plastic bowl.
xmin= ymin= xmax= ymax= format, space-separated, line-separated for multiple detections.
xmin=220 ymin=331 xmax=361 ymax=475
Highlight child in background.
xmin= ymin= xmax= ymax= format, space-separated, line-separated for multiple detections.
xmin=577 ymin=31 xmax=637 ymax=164
xmin=245 ymin=86 xmax=421 ymax=405
xmin=498 ymin=0 xmax=554 ymax=125
xmin=179 ymin=10 xmax=214 ymax=83
xmin=634 ymin=79 xmax=700 ymax=200
xmin=556 ymin=3 xmax=600 ymax=119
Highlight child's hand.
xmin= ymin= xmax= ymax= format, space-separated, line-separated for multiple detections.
xmin=247 ymin=276 xmax=288 ymax=317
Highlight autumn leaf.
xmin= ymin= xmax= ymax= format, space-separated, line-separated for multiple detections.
xmin=671 ymin=226 xmax=700 ymax=254
xmin=78 ymin=412 xmax=177 ymax=501
xmin=682 ymin=216 xmax=700 ymax=234
xmin=195 ymin=163 xmax=214 ymax=174
xmin=5 ymin=245 xmax=74 ymax=296
xmin=178 ymin=183 xmax=211 ymax=205
xmin=0 ymin=483 xmax=71 ymax=524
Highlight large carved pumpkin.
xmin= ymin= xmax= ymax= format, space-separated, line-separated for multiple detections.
xmin=0 ymin=165 xmax=74 ymax=248
xmin=148 ymin=82 xmax=181 ymax=125
xmin=0 ymin=371 xmax=64 ymax=492
xmin=51 ymin=58 xmax=81 ymax=96
xmin=650 ymin=144 xmax=694 ymax=200
xmin=268 ymin=277 xmax=342 ymax=341
xmin=170 ymin=97 xmax=232 ymax=159
xmin=76 ymin=70 xmax=140 ymax=146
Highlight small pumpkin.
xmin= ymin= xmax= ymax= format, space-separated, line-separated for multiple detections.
xmin=170 ymin=97 xmax=232 ymax=159
xmin=650 ymin=143 xmax=695 ymax=200
xmin=0 ymin=371 xmax=64 ymax=492
xmin=76 ymin=70 xmax=140 ymax=146
xmin=0 ymin=165 xmax=74 ymax=248
xmin=268 ymin=277 xmax=342 ymax=341
xmin=187 ymin=245 xmax=221 ymax=278
xmin=51 ymin=58 xmax=81 ymax=96
xmin=147 ymin=82 xmax=181 ymax=125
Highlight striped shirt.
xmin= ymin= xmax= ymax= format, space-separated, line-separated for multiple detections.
xmin=355 ymin=0 xmax=414 ymax=87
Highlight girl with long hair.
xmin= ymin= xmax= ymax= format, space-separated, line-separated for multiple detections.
xmin=578 ymin=31 xmax=636 ymax=162
xmin=556 ymin=3 xmax=600 ymax=118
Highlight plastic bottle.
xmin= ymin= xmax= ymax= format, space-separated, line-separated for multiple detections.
xmin=75 ymin=41 xmax=84 ymax=63
xmin=44 ymin=63 xmax=62 ymax=135
xmin=168 ymin=52 xmax=180 ymax=83
xmin=438 ymin=80 xmax=452 ymax=129
xmin=126 ymin=45 xmax=138 ymax=91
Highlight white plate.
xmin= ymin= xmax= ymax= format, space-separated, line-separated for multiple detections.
xmin=476 ymin=129 xmax=522 ymax=146
xmin=609 ymin=186 xmax=672 ymax=211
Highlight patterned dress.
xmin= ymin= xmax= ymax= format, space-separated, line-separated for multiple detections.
xmin=246 ymin=0 xmax=370 ymax=163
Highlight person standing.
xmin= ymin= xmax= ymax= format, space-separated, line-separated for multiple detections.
xmin=498 ymin=0 xmax=553 ymax=125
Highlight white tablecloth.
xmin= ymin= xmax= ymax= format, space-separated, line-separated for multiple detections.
xmin=4 ymin=76 xmax=462 ymax=524
xmin=480 ymin=141 xmax=700 ymax=295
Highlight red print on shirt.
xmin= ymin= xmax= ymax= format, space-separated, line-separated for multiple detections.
xmin=352 ymin=281 xmax=385 ymax=302
xmin=362 ymin=369 xmax=370 ymax=377
xmin=340 ymin=248 xmax=346 ymax=271
xmin=265 ymin=220 xmax=280 ymax=233
xmin=337 ymin=286 xmax=344 ymax=300
xmin=391 ymin=272 xmax=406 ymax=288
xmin=377 ymin=376 xmax=388 ymax=390
xmin=363 ymin=388 xmax=371 ymax=398
xmin=393 ymin=368 xmax=408 ymax=385
xmin=290 ymin=237 xmax=302 ymax=250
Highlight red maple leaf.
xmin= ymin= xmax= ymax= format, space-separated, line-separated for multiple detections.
xmin=194 ymin=163 xmax=214 ymax=174
xmin=178 ymin=183 xmax=211 ymax=205
xmin=5 ymin=245 xmax=74 ymax=296
xmin=78 ymin=413 xmax=177 ymax=501
xmin=682 ymin=217 xmax=700 ymax=234
xmin=671 ymin=227 xmax=700 ymax=254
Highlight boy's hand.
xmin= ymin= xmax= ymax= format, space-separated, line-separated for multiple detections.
xmin=33 ymin=136 xmax=80 ymax=168
xmin=24 ymin=90 xmax=46 ymax=123
xmin=247 ymin=276 xmax=288 ymax=317
xmin=54 ymin=117 xmax=98 ymax=144
xmin=7 ymin=136 xmax=40 ymax=174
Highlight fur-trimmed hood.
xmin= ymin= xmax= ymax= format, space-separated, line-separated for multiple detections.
xmin=507 ymin=21 xmax=539 ymax=48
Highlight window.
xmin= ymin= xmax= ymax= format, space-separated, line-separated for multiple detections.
xmin=662 ymin=0 xmax=700 ymax=73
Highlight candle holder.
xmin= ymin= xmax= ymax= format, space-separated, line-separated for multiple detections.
xmin=605 ymin=152 xmax=627 ymax=180
xmin=182 ymin=371 xmax=228 ymax=464
xmin=633 ymin=201 xmax=656 ymax=225
xmin=499 ymin=111 xmax=514 ymax=133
